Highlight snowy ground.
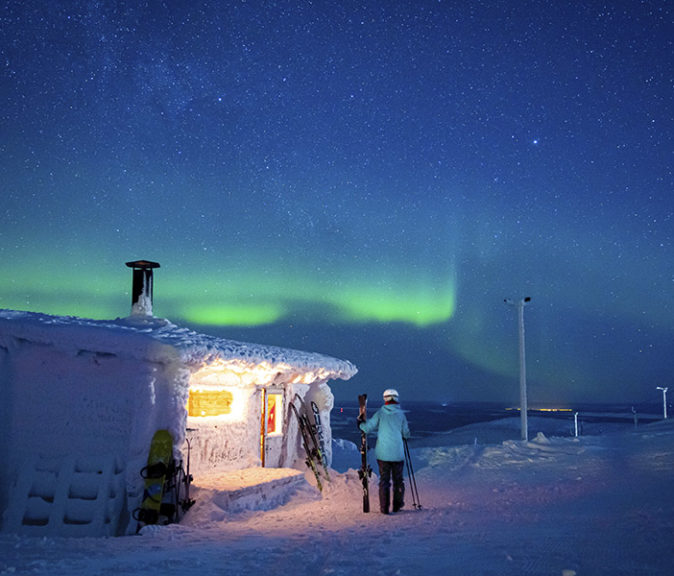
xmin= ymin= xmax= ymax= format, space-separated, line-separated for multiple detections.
xmin=2 ymin=416 xmax=673 ymax=576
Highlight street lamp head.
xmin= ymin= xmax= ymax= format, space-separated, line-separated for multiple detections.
xmin=504 ymin=297 xmax=531 ymax=306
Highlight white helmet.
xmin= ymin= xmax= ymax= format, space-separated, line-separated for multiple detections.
xmin=383 ymin=388 xmax=399 ymax=400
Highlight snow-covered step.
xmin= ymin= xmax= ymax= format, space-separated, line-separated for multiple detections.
xmin=192 ymin=467 xmax=307 ymax=514
xmin=3 ymin=454 xmax=126 ymax=537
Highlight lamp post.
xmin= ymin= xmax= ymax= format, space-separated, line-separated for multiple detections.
xmin=656 ymin=387 xmax=668 ymax=419
xmin=505 ymin=297 xmax=531 ymax=441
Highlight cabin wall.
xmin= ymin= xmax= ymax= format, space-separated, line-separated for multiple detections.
xmin=185 ymin=387 xmax=261 ymax=475
xmin=0 ymin=339 xmax=190 ymax=534
xmin=4 ymin=344 xmax=139 ymax=467
xmin=182 ymin=380 xmax=336 ymax=477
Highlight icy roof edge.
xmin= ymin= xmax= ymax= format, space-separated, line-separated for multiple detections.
xmin=0 ymin=309 xmax=358 ymax=382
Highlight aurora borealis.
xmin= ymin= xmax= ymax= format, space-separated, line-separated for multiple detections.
xmin=1 ymin=1 xmax=672 ymax=404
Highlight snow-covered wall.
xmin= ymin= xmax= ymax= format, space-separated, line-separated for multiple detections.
xmin=184 ymin=382 xmax=322 ymax=475
xmin=0 ymin=329 xmax=191 ymax=534
xmin=185 ymin=390 xmax=259 ymax=474
xmin=6 ymin=343 xmax=139 ymax=461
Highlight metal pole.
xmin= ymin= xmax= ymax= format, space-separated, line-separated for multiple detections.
xmin=657 ymin=387 xmax=668 ymax=419
xmin=517 ymin=300 xmax=528 ymax=441
xmin=505 ymin=297 xmax=531 ymax=441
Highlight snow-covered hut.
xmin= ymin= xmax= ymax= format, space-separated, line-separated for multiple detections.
xmin=0 ymin=262 xmax=357 ymax=536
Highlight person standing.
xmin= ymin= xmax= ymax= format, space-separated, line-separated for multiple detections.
xmin=358 ymin=388 xmax=410 ymax=514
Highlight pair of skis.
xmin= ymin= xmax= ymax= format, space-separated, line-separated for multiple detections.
xmin=289 ymin=395 xmax=330 ymax=491
xmin=358 ymin=394 xmax=373 ymax=513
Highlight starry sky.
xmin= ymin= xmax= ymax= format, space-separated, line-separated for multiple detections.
xmin=1 ymin=1 xmax=672 ymax=406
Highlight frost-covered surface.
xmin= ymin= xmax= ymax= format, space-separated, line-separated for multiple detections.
xmin=0 ymin=309 xmax=358 ymax=380
xmin=1 ymin=417 xmax=673 ymax=575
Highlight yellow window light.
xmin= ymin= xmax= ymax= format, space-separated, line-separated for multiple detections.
xmin=188 ymin=388 xmax=234 ymax=417
xmin=266 ymin=392 xmax=283 ymax=436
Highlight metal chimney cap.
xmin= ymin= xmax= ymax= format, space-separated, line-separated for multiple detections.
xmin=125 ymin=260 xmax=160 ymax=269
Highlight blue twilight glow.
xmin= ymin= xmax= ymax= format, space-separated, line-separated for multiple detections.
xmin=0 ymin=1 xmax=672 ymax=403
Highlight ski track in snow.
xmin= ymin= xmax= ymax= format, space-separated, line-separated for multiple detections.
xmin=2 ymin=424 xmax=674 ymax=576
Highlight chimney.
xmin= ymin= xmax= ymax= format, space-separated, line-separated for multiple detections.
xmin=125 ymin=260 xmax=160 ymax=316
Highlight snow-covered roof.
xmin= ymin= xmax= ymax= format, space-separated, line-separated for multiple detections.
xmin=0 ymin=309 xmax=357 ymax=384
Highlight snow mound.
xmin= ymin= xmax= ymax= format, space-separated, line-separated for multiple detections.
xmin=531 ymin=431 xmax=552 ymax=444
xmin=2 ymin=425 xmax=674 ymax=575
xmin=331 ymin=438 xmax=360 ymax=473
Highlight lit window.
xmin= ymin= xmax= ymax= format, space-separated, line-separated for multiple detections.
xmin=188 ymin=388 xmax=234 ymax=417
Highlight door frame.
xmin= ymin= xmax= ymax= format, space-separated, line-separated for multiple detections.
xmin=260 ymin=387 xmax=284 ymax=467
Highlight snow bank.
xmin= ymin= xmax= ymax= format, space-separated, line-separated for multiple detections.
xmin=2 ymin=420 xmax=672 ymax=575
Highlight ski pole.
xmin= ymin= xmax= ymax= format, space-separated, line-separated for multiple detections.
xmin=405 ymin=439 xmax=421 ymax=510
xmin=403 ymin=446 xmax=416 ymax=509
xmin=403 ymin=438 xmax=421 ymax=510
xmin=403 ymin=441 xmax=418 ymax=510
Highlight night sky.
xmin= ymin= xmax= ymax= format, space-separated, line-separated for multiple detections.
xmin=1 ymin=1 xmax=672 ymax=405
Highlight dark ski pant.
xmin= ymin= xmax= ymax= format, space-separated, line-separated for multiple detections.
xmin=377 ymin=460 xmax=404 ymax=514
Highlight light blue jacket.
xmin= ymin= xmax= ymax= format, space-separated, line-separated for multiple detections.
xmin=359 ymin=403 xmax=410 ymax=462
